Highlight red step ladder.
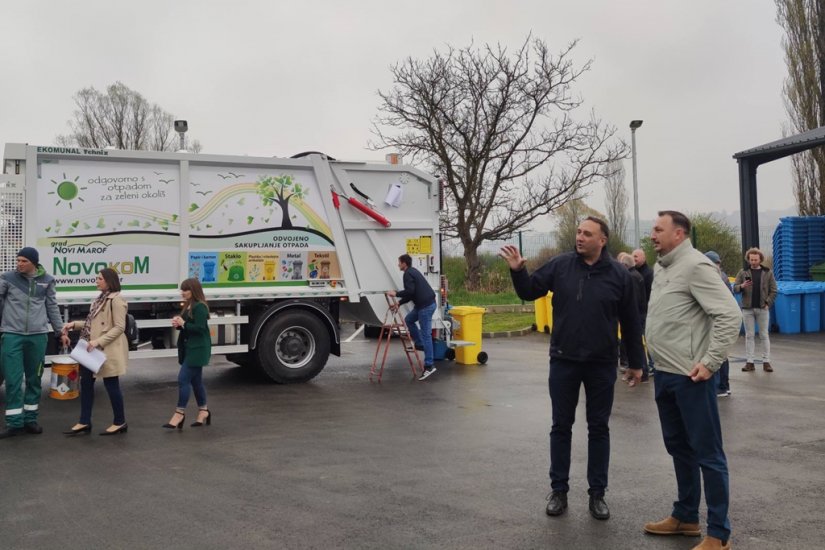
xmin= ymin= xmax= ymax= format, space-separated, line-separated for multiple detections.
xmin=370 ymin=295 xmax=423 ymax=382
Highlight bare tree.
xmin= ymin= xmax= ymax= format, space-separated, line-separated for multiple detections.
xmin=372 ymin=36 xmax=627 ymax=289
xmin=777 ymin=0 xmax=825 ymax=215
xmin=553 ymin=199 xmax=604 ymax=253
xmin=56 ymin=81 xmax=202 ymax=152
xmin=603 ymin=160 xmax=629 ymax=254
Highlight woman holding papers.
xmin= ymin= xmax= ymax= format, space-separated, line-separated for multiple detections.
xmin=61 ymin=268 xmax=129 ymax=436
xmin=163 ymin=277 xmax=212 ymax=430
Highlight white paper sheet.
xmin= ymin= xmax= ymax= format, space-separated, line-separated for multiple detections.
xmin=384 ymin=182 xmax=404 ymax=207
xmin=70 ymin=339 xmax=107 ymax=374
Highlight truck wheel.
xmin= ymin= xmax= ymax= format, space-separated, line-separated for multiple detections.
xmin=256 ymin=310 xmax=330 ymax=383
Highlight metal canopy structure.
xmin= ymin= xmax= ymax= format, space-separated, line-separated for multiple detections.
xmin=734 ymin=125 xmax=825 ymax=254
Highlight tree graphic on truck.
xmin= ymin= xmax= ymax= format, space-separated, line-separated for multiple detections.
xmin=255 ymin=175 xmax=308 ymax=229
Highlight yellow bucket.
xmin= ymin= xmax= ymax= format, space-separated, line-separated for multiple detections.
xmin=50 ymin=357 xmax=80 ymax=400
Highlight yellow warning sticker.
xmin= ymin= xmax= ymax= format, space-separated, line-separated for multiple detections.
xmin=419 ymin=235 xmax=432 ymax=254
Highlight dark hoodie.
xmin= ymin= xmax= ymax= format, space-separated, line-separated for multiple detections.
xmin=510 ymin=248 xmax=645 ymax=367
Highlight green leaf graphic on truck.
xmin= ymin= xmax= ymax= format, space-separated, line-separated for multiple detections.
xmin=256 ymin=175 xmax=308 ymax=229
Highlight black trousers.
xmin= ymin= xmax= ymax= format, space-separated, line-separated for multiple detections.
xmin=548 ymin=358 xmax=616 ymax=496
xmin=79 ymin=366 xmax=126 ymax=426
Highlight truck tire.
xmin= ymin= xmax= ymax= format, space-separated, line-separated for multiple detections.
xmin=256 ymin=310 xmax=330 ymax=383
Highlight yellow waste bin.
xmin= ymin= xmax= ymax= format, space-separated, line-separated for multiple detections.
xmin=533 ymin=291 xmax=553 ymax=333
xmin=544 ymin=292 xmax=553 ymax=333
xmin=534 ymin=294 xmax=549 ymax=333
xmin=449 ymin=306 xmax=487 ymax=365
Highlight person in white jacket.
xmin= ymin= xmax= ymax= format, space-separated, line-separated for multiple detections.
xmin=643 ymin=211 xmax=741 ymax=550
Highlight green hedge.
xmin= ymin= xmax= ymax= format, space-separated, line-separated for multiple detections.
xmin=443 ymin=254 xmax=520 ymax=305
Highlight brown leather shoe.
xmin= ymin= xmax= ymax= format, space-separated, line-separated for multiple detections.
xmin=644 ymin=516 xmax=701 ymax=536
xmin=691 ymin=535 xmax=731 ymax=549
xmin=763 ymin=362 xmax=773 ymax=372
xmin=741 ymin=362 xmax=755 ymax=372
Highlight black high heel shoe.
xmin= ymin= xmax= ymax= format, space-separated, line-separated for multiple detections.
xmin=191 ymin=409 xmax=211 ymax=427
xmin=162 ymin=412 xmax=185 ymax=430
xmin=63 ymin=424 xmax=92 ymax=436
xmin=99 ymin=424 xmax=128 ymax=436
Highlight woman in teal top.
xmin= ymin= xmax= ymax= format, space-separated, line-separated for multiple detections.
xmin=163 ymin=278 xmax=212 ymax=429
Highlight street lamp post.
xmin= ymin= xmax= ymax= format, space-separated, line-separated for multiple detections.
xmin=630 ymin=120 xmax=643 ymax=248
xmin=174 ymin=120 xmax=188 ymax=152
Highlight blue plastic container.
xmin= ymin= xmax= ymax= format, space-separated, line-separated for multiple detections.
xmin=818 ymin=282 xmax=825 ymax=331
xmin=432 ymin=338 xmax=448 ymax=361
xmin=773 ymin=216 xmax=825 ymax=281
xmin=802 ymin=289 xmax=821 ymax=332
xmin=774 ymin=284 xmax=804 ymax=334
xmin=734 ymin=293 xmax=744 ymax=334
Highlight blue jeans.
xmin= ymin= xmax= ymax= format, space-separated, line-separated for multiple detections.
xmin=79 ymin=367 xmax=126 ymax=425
xmin=715 ymin=359 xmax=730 ymax=393
xmin=548 ymin=358 xmax=616 ymax=496
xmin=405 ymin=301 xmax=436 ymax=367
xmin=177 ymin=360 xmax=207 ymax=409
xmin=654 ymin=371 xmax=730 ymax=541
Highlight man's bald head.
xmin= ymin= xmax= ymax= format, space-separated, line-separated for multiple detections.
xmin=632 ymin=249 xmax=646 ymax=268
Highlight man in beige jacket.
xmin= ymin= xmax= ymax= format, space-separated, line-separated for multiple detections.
xmin=643 ymin=211 xmax=742 ymax=550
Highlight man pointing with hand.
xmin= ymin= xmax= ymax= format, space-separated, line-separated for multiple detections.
xmin=501 ymin=216 xmax=645 ymax=521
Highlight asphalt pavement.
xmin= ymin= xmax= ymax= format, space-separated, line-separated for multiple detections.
xmin=0 ymin=330 xmax=823 ymax=549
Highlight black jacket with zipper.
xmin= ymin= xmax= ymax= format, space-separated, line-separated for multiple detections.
xmin=510 ymin=248 xmax=645 ymax=368
xmin=396 ymin=266 xmax=436 ymax=309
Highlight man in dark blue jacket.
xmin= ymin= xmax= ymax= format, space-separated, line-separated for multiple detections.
xmin=500 ymin=217 xmax=645 ymax=521
xmin=387 ymin=254 xmax=437 ymax=380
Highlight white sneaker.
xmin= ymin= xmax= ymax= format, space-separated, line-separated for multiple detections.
xmin=418 ymin=367 xmax=436 ymax=381
xmin=717 ymin=390 xmax=731 ymax=398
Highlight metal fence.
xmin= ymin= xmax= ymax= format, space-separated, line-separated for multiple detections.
xmin=442 ymin=232 xmax=557 ymax=260
xmin=442 ymin=226 xmax=777 ymax=260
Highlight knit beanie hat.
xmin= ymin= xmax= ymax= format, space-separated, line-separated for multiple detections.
xmin=17 ymin=247 xmax=40 ymax=265
xmin=704 ymin=250 xmax=721 ymax=264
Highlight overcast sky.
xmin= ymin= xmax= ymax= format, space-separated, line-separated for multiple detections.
xmin=0 ymin=0 xmax=795 ymax=231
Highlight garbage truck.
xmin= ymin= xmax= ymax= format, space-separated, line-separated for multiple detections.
xmin=0 ymin=143 xmax=443 ymax=383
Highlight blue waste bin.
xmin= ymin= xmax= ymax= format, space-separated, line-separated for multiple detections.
xmin=801 ymin=284 xmax=822 ymax=332
xmin=774 ymin=283 xmax=804 ymax=334
xmin=734 ymin=292 xmax=750 ymax=335
xmin=818 ymin=282 xmax=825 ymax=331
xmin=432 ymin=338 xmax=448 ymax=361
xmin=735 ymin=289 xmax=764 ymax=334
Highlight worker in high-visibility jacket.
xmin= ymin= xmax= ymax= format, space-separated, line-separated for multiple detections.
xmin=0 ymin=247 xmax=70 ymax=438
